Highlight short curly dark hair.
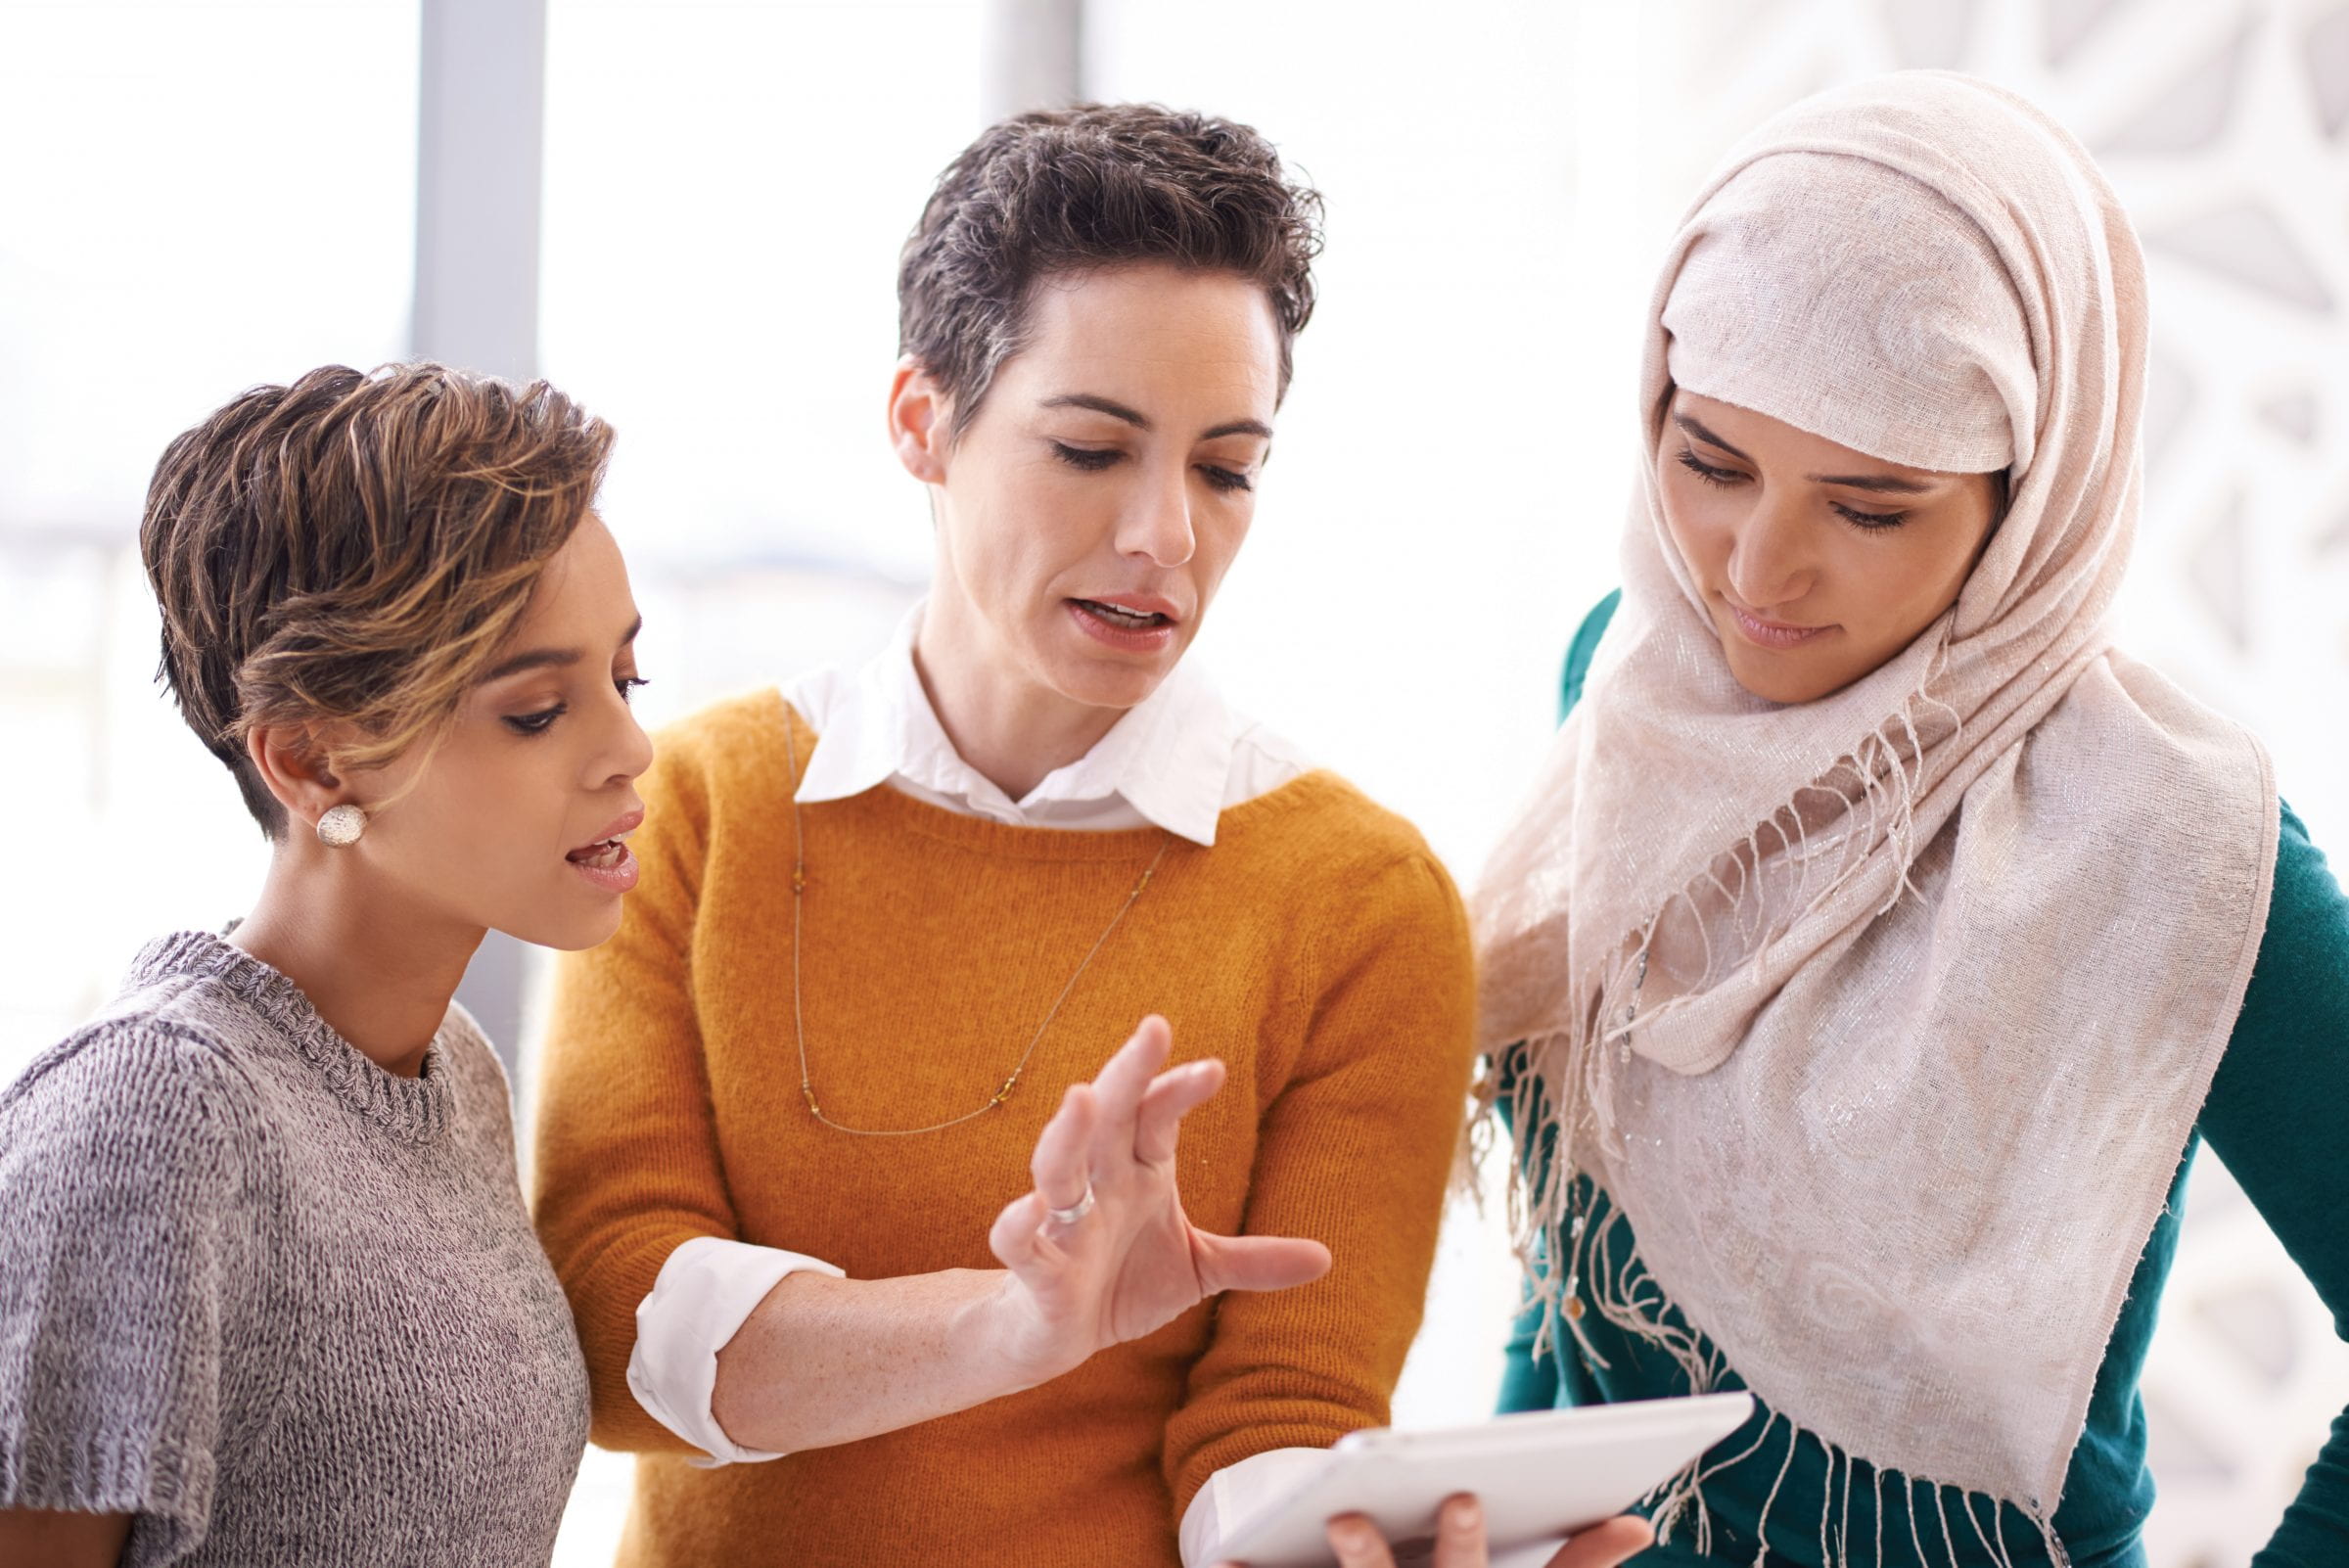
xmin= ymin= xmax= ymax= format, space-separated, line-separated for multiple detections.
xmin=898 ymin=103 xmax=1323 ymax=434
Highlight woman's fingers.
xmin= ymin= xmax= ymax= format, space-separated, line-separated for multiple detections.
xmin=1324 ymin=1513 xmax=1398 ymax=1568
xmin=989 ymin=1191 xmax=1050 ymax=1272
xmin=1028 ymin=1083 xmax=1096 ymax=1218
xmin=1543 ymin=1514 xmax=1655 ymax=1568
xmin=1191 ymin=1230 xmax=1332 ymax=1294
xmin=1433 ymin=1495 xmax=1490 ymax=1568
xmin=1087 ymin=1016 xmax=1173 ymax=1140
xmin=1131 ymin=1055 xmax=1223 ymax=1164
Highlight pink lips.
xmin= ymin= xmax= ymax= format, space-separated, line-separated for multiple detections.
xmin=566 ymin=807 xmax=644 ymax=896
xmin=1723 ymin=597 xmax=1834 ymax=651
xmin=1066 ymin=594 xmax=1181 ymax=654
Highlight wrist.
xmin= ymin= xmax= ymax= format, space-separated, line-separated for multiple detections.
xmin=962 ymin=1268 xmax=1080 ymax=1393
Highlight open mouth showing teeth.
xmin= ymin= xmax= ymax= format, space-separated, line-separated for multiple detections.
xmin=568 ymin=839 xmax=629 ymax=869
xmin=1076 ymin=599 xmax=1170 ymax=627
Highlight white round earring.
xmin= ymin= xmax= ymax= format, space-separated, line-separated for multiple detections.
xmin=316 ymin=805 xmax=368 ymax=848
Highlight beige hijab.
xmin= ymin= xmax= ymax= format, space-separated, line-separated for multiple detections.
xmin=1474 ymin=71 xmax=2277 ymax=1532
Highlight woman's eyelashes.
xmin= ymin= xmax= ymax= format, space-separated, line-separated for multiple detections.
xmin=503 ymin=676 xmax=650 ymax=737
xmin=1831 ymin=502 xmax=1910 ymax=530
xmin=1675 ymin=447 xmax=1745 ymax=487
xmin=1048 ymin=440 xmax=1252 ymax=493
xmin=1676 ymin=447 xmax=1909 ymax=530
xmin=1051 ymin=440 xmax=1120 ymax=473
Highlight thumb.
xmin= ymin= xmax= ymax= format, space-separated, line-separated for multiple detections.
xmin=1192 ymin=1231 xmax=1332 ymax=1296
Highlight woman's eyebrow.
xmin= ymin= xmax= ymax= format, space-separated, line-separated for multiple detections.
xmin=1041 ymin=392 xmax=1270 ymax=443
xmin=1678 ymin=412 xmax=1933 ymax=493
xmin=483 ymin=616 xmax=643 ymax=683
xmin=1805 ymin=470 xmax=1933 ymax=494
xmin=1042 ymin=392 xmax=1149 ymax=428
xmin=1675 ymin=413 xmax=1752 ymax=462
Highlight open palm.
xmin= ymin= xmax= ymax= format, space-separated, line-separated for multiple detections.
xmin=987 ymin=1016 xmax=1330 ymax=1382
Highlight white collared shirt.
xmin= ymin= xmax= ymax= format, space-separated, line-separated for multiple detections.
xmin=784 ymin=603 xmax=1312 ymax=845
xmin=626 ymin=606 xmax=1319 ymax=1553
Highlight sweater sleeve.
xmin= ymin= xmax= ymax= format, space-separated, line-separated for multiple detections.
xmin=1161 ymin=849 xmax=1479 ymax=1516
xmin=2204 ymin=802 xmax=2349 ymax=1568
xmin=531 ymin=732 xmax=744 ymax=1454
xmin=0 ymin=1027 xmax=263 ymax=1554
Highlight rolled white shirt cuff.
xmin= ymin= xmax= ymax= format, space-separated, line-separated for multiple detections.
xmin=1179 ymin=1446 xmax=1330 ymax=1566
xmin=626 ymin=1234 xmax=845 ymax=1466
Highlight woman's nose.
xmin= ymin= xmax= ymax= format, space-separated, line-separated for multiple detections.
xmin=1725 ymin=492 xmax=1817 ymax=609
xmin=1118 ymin=462 xmax=1196 ymax=568
xmin=609 ymin=705 xmax=655 ymax=786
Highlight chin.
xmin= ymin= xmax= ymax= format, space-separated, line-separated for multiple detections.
xmin=1063 ymin=658 xmax=1172 ymax=713
xmin=505 ymin=899 xmax=628 ymax=953
xmin=1722 ymin=647 xmax=1830 ymax=706
xmin=1034 ymin=628 xmax=1184 ymax=712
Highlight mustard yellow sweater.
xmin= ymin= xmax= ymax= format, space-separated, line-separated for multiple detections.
xmin=532 ymin=692 xmax=1476 ymax=1567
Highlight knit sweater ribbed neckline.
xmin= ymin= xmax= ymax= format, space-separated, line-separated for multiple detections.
xmin=129 ymin=930 xmax=454 ymax=1141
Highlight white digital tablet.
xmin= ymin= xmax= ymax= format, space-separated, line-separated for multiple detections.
xmin=1213 ymin=1392 xmax=1755 ymax=1567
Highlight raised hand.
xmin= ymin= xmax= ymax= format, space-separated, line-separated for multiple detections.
xmin=984 ymin=1015 xmax=1331 ymax=1384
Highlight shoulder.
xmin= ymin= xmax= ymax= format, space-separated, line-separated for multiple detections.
xmin=649 ymin=688 xmax=798 ymax=787
xmin=634 ymin=688 xmax=804 ymax=849
xmin=2239 ymin=800 xmax=2347 ymax=999
xmin=1 ymin=1003 xmax=258 ymax=1203
xmin=2272 ymin=800 xmax=2332 ymax=909
xmin=1224 ymin=772 xmax=1471 ymax=946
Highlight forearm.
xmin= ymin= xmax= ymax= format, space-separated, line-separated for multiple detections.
xmin=710 ymin=1266 xmax=1047 ymax=1454
xmin=0 ymin=1508 xmax=131 ymax=1567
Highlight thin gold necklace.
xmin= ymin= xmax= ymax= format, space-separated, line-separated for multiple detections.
xmin=781 ymin=714 xmax=1172 ymax=1137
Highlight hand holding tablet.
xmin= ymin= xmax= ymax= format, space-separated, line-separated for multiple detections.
xmin=1212 ymin=1392 xmax=1754 ymax=1568
xmin=1314 ymin=1498 xmax=1654 ymax=1568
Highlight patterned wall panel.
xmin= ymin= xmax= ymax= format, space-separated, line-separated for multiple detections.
xmin=1635 ymin=5 xmax=2349 ymax=1564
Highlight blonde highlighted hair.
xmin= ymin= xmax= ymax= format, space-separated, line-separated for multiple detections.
xmin=140 ymin=362 xmax=615 ymax=837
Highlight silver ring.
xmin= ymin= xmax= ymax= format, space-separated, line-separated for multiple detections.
xmin=1045 ymin=1181 xmax=1095 ymax=1226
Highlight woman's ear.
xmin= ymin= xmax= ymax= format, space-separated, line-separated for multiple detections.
xmin=887 ymin=356 xmax=951 ymax=484
xmin=244 ymin=723 xmax=352 ymax=839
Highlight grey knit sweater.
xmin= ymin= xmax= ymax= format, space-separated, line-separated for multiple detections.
xmin=0 ymin=931 xmax=590 ymax=1565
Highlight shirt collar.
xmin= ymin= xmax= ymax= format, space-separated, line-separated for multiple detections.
xmin=793 ymin=601 xmax=1239 ymax=847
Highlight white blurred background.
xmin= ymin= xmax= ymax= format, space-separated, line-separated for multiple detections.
xmin=2 ymin=3 xmax=2343 ymax=1565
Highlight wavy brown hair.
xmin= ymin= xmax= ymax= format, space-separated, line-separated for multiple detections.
xmin=140 ymin=362 xmax=615 ymax=838
xmin=898 ymin=103 xmax=1324 ymax=435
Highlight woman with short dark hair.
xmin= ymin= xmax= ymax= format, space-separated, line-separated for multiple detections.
xmin=530 ymin=105 xmax=1626 ymax=1568
xmin=0 ymin=356 xmax=1266 ymax=1568
xmin=0 ymin=363 xmax=635 ymax=1565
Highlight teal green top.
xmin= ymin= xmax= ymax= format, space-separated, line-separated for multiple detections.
xmin=1498 ymin=591 xmax=2349 ymax=1567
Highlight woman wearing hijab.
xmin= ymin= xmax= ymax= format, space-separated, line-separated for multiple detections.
xmin=1476 ymin=73 xmax=2349 ymax=1567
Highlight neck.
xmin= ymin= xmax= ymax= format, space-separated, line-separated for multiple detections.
xmin=230 ymin=847 xmax=483 ymax=1078
xmin=913 ymin=597 xmax=1127 ymax=802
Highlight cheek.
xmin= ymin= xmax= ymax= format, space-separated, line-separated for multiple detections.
xmin=388 ymin=741 xmax=565 ymax=879
xmin=1195 ymin=502 xmax=1252 ymax=580
xmin=1869 ymin=528 xmax=1979 ymax=624
xmin=1656 ymin=472 xmax=1729 ymax=577
xmin=959 ymin=469 xmax=1090 ymax=591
